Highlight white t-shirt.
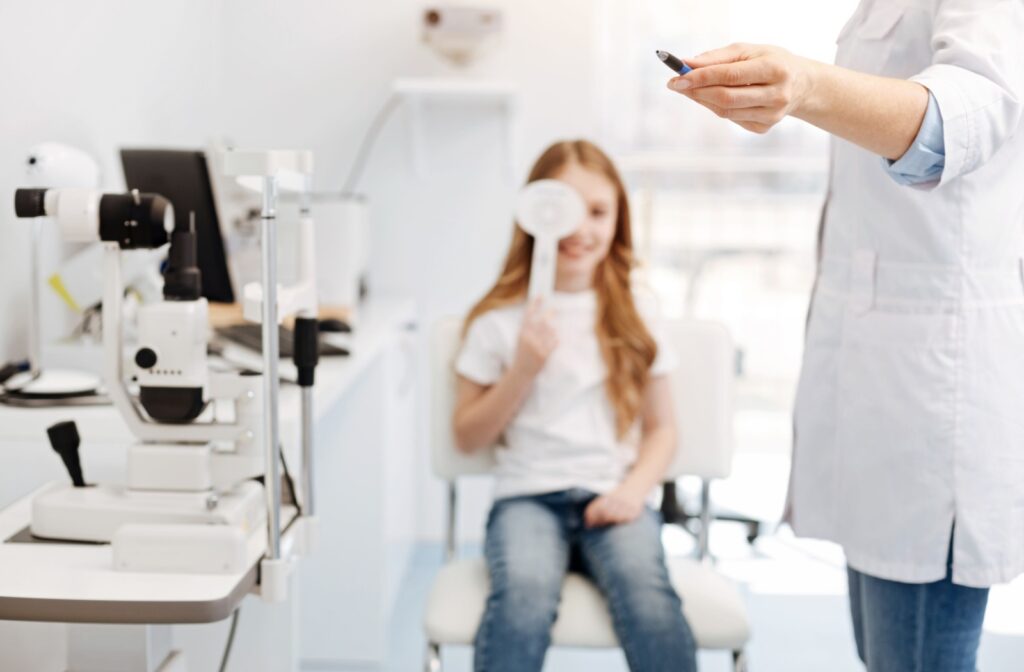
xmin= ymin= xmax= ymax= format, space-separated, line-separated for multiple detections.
xmin=455 ymin=288 xmax=677 ymax=500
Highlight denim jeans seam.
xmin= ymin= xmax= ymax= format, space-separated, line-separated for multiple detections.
xmin=473 ymin=595 xmax=492 ymax=672
xmin=913 ymin=584 xmax=927 ymax=672
xmin=582 ymin=539 xmax=648 ymax=668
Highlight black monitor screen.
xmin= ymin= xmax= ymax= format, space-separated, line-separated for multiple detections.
xmin=120 ymin=149 xmax=234 ymax=303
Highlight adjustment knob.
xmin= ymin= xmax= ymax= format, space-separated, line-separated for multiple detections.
xmin=14 ymin=188 xmax=48 ymax=218
xmin=135 ymin=347 xmax=158 ymax=369
xmin=46 ymin=420 xmax=86 ymax=488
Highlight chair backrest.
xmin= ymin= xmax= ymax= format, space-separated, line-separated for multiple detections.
xmin=662 ymin=319 xmax=735 ymax=481
xmin=430 ymin=316 xmax=498 ymax=481
xmin=430 ymin=316 xmax=735 ymax=482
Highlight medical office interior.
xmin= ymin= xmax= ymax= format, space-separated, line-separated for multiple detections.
xmin=0 ymin=1 xmax=1021 ymax=671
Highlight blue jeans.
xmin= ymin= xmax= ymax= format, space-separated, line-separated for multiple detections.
xmin=473 ymin=488 xmax=698 ymax=672
xmin=847 ymin=537 xmax=990 ymax=672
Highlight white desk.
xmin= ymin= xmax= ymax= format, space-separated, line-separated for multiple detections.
xmin=0 ymin=486 xmax=299 ymax=624
xmin=0 ymin=297 xmax=421 ymax=671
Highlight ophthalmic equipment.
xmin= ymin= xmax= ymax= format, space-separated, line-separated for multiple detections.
xmin=13 ymin=168 xmax=319 ymax=591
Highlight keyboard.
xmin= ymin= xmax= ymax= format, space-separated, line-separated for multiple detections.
xmin=214 ymin=324 xmax=349 ymax=358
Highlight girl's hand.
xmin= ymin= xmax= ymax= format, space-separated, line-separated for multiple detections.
xmin=584 ymin=487 xmax=646 ymax=528
xmin=666 ymin=43 xmax=818 ymax=134
xmin=511 ymin=297 xmax=558 ymax=380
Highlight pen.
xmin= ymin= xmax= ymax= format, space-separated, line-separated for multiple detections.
xmin=656 ymin=50 xmax=692 ymax=75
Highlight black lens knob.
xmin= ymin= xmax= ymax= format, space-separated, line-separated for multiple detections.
xmin=135 ymin=347 xmax=158 ymax=369
xmin=14 ymin=188 xmax=48 ymax=218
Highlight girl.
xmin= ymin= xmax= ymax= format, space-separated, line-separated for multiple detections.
xmin=453 ymin=139 xmax=698 ymax=672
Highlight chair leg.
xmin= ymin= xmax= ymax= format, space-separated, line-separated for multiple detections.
xmin=698 ymin=478 xmax=712 ymax=562
xmin=732 ymin=648 xmax=748 ymax=672
xmin=425 ymin=641 xmax=442 ymax=672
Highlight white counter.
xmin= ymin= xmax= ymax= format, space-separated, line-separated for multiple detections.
xmin=0 ymin=296 xmax=422 ymax=671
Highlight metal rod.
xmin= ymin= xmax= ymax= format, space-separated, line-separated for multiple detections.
xmin=301 ymin=386 xmax=314 ymax=515
xmin=445 ymin=482 xmax=457 ymax=562
xmin=299 ymin=176 xmax=316 ymax=517
xmin=698 ymin=478 xmax=712 ymax=562
xmin=426 ymin=642 xmax=442 ymax=672
xmin=28 ymin=219 xmax=43 ymax=376
xmin=260 ymin=175 xmax=282 ymax=561
xmin=102 ymin=244 xmax=127 ymax=405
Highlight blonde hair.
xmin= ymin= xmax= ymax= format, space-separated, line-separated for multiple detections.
xmin=463 ymin=139 xmax=657 ymax=437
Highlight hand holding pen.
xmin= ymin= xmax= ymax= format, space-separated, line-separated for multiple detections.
xmin=658 ymin=44 xmax=817 ymax=134
xmin=658 ymin=43 xmax=929 ymax=161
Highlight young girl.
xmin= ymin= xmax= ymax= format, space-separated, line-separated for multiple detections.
xmin=453 ymin=140 xmax=697 ymax=672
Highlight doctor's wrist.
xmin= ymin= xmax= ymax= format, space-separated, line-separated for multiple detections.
xmin=790 ymin=57 xmax=828 ymax=121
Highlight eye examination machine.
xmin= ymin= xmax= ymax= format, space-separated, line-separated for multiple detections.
xmin=0 ymin=150 xmax=321 ymax=672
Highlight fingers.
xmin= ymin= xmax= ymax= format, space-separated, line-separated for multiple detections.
xmin=526 ymin=296 xmax=544 ymax=318
xmin=526 ymin=297 xmax=555 ymax=322
xmin=524 ymin=301 xmax=555 ymax=338
xmin=685 ymin=42 xmax=752 ymax=68
xmin=584 ymin=496 xmax=636 ymax=528
xmin=683 ymin=84 xmax=781 ymax=110
xmin=584 ymin=498 xmax=612 ymax=528
xmin=669 ymin=59 xmax=779 ymax=92
xmin=736 ymin=120 xmax=773 ymax=134
xmin=679 ymin=93 xmax=784 ymax=131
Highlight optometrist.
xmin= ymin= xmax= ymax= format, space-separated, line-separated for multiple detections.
xmin=665 ymin=1 xmax=1024 ymax=670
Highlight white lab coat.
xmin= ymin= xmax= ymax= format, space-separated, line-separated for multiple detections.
xmin=787 ymin=0 xmax=1024 ymax=588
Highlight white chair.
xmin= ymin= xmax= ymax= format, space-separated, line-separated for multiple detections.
xmin=423 ymin=316 xmax=751 ymax=671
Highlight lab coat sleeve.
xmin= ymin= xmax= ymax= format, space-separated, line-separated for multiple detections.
xmin=454 ymin=313 xmax=505 ymax=386
xmin=884 ymin=93 xmax=946 ymax=187
xmin=910 ymin=0 xmax=1024 ymax=187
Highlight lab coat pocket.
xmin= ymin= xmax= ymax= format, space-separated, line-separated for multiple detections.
xmin=837 ymin=4 xmax=904 ymax=43
xmin=835 ymin=4 xmax=905 ymax=72
xmin=833 ymin=306 xmax=957 ymax=549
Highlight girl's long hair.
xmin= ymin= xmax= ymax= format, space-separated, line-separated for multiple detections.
xmin=463 ymin=139 xmax=657 ymax=438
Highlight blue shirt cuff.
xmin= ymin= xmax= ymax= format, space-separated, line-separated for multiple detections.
xmin=883 ymin=92 xmax=946 ymax=186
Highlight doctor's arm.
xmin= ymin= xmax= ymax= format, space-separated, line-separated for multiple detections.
xmin=668 ymin=44 xmax=929 ymax=161
xmin=668 ymin=0 xmax=1024 ymax=175
xmin=584 ymin=375 xmax=677 ymax=528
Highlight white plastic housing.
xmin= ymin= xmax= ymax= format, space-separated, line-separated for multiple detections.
xmin=44 ymin=188 xmax=103 ymax=242
xmin=31 ymin=481 xmax=266 ymax=544
xmin=26 ymin=142 xmax=100 ymax=189
xmin=135 ymin=298 xmax=209 ymax=390
xmin=128 ymin=444 xmax=213 ymax=492
xmin=259 ymin=557 xmax=295 ymax=603
xmin=113 ymin=523 xmax=249 ymax=574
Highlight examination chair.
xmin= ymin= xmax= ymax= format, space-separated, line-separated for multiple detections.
xmin=423 ymin=317 xmax=751 ymax=671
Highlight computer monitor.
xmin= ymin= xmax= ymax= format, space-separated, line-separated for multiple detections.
xmin=120 ymin=149 xmax=234 ymax=303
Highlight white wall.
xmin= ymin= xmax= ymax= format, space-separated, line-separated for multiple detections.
xmin=0 ymin=0 xmax=605 ymax=546
xmin=0 ymin=1 xmax=228 ymax=359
